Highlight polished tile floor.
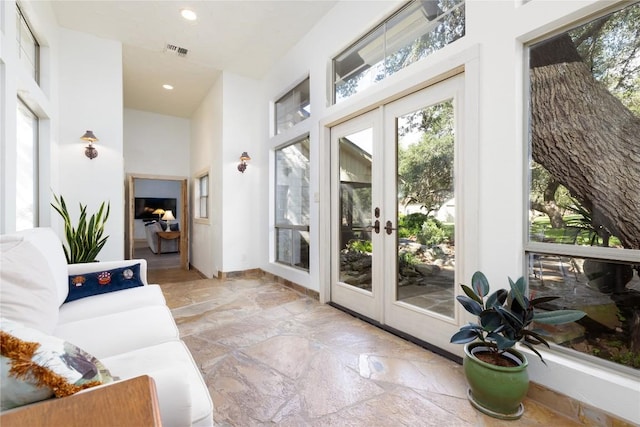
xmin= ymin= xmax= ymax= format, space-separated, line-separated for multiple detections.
xmin=157 ymin=271 xmax=582 ymax=426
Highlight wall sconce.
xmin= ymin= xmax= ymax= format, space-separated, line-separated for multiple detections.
xmin=237 ymin=152 xmax=251 ymax=173
xmin=81 ymin=130 xmax=99 ymax=159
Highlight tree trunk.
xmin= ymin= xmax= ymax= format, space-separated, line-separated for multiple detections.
xmin=530 ymin=34 xmax=640 ymax=249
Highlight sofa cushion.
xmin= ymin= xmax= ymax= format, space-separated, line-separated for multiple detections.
xmin=102 ymin=341 xmax=213 ymax=427
xmin=1 ymin=318 xmax=113 ymax=411
xmin=65 ymin=263 xmax=144 ymax=303
xmin=6 ymin=228 xmax=70 ymax=306
xmin=53 ymin=306 xmax=179 ymax=359
xmin=58 ymin=284 xmax=166 ymax=324
xmin=0 ymin=233 xmax=59 ymax=333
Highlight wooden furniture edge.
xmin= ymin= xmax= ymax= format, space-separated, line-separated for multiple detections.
xmin=0 ymin=375 xmax=162 ymax=427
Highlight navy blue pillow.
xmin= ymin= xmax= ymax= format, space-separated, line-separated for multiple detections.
xmin=65 ymin=264 xmax=144 ymax=303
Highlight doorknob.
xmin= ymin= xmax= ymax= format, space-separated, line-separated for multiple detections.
xmin=385 ymin=220 xmax=396 ymax=235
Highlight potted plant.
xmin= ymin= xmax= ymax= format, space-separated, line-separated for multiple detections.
xmin=450 ymin=271 xmax=586 ymax=420
xmin=51 ymin=193 xmax=110 ymax=263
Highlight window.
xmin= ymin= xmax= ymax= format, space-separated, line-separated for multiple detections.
xmin=526 ymin=3 xmax=640 ymax=370
xmin=332 ymin=0 xmax=465 ymax=104
xmin=275 ymin=78 xmax=310 ymax=135
xmin=16 ymin=98 xmax=39 ymax=231
xmin=195 ymin=173 xmax=209 ymax=219
xmin=275 ymin=137 xmax=310 ymax=270
xmin=16 ymin=3 xmax=39 ymax=82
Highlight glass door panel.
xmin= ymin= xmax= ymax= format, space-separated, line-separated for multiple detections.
xmin=331 ymin=110 xmax=382 ymax=321
xmin=339 ymin=128 xmax=374 ymax=292
xmin=395 ymin=100 xmax=456 ymax=318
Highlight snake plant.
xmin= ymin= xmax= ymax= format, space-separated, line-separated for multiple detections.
xmin=51 ymin=193 xmax=110 ymax=263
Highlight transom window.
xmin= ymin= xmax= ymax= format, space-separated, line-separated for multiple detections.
xmin=526 ymin=2 xmax=640 ymax=370
xmin=16 ymin=3 xmax=39 ymax=83
xmin=275 ymin=77 xmax=310 ymax=135
xmin=274 ymin=136 xmax=310 ymax=270
xmin=332 ymin=0 xmax=465 ymax=104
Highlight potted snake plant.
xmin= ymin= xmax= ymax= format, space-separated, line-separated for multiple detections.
xmin=450 ymin=271 xmax=586 ymax=420
xmin=51 ymin=193 xmax=110 ymax=263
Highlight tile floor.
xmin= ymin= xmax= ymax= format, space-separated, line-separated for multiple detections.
xmin=157 ymin=272 xmax=584 ymax=426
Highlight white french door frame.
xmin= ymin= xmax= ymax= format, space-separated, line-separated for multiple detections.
xmin=382 ymin=74 xmax=472 ymax=355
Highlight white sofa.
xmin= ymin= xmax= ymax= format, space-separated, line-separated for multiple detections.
xmin=0 ymin=228 xmax=213 ymax=426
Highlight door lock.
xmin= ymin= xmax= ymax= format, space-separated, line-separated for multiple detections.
xmin=385 ymin=220 xmax=396 ymax=235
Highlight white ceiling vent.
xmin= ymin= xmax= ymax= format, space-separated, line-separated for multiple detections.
xmin=164 ymin=43 xmax=188 ymax=57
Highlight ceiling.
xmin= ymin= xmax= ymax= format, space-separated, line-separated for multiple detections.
xmin=51 ymin=1 xmax=338 ymax=118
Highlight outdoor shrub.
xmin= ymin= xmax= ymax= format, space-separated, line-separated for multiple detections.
xmin=347 ymin=239 xmax=372 ymax=254
xmin=398 ymin=213 xmax=429 ymax=238
xmin=418 ymin=217 xmax=447 ymax=246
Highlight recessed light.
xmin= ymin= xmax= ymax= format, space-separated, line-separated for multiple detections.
xmin=180 ymin=9 xmax=197 ymax=21
xmin=163 ymin=84 xmax=174 ymax=90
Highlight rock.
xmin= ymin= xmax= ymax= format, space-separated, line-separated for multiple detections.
xmin=415 ymin=264 xmax=440 ymax=277
xmin=575 ymin=302 xmax=621 ymax=330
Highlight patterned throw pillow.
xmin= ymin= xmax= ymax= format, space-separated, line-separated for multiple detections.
xmin=0 ymin=318 xmax=114 ymax=410
xmin=65 ymin=263 xmax=144 ymax=303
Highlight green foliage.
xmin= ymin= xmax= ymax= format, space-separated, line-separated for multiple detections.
xmin=399 ymin=251 xmax=418 ymax=268
xmin=346 ymin=239 xmax=372 ymax=254
xmin=398 ymin=213 xmax=429 ymax=238
xmin=451 ymin=271 xmax=586 ymax=364
xmin=417 ymin=217 xmax=448 ymax=246
xmin=611 ymin=351 xmax=640 ymax=369
xmin=51 ymin=193 xmax=110 ymax=264
xmin=398 ymin=101 xmax=454 ymax=215
xmin=571 ymin=2 xmax=640 ymax=114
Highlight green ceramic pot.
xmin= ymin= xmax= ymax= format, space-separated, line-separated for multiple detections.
xmin=463 ymin=342 xmax=529 ymax=420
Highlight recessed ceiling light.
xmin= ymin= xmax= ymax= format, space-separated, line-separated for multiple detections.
xmin=163 ymin=84 xmax=174 ymax=90
xmin=180 ymin=9 xmax=197 ymax=21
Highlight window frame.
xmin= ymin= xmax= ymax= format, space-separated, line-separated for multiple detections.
xmin=523 ymin=2 xmax=640 ymax=373
xmin=274 ymin=76 xmax=311 ymax=136
xmin=15 ymin=96 xmax=39 ymax=231
xmin=274 ymin=135 xmax=311 ymax=271
xmin=193 ymin=170 xmax=209 ymax=223
xmin=331 ymin=0 xmax=465 ymax=104
xmin=16 ymin=3 xmax=40 ymax=83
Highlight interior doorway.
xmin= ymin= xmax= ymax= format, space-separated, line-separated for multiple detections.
xmin=125 ymin=174 xmax=189 ymax=270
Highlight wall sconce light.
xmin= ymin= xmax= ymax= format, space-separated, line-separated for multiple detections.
xmin=237 ymin=152 xmax=251 ymax=173
xmin=81 ymin=130 xmax=99 ymax=159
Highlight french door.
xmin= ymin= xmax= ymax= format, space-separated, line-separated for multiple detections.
xmin=330 ymin=75 xmax=470 ymax=354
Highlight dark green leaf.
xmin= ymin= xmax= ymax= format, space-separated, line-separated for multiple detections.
xmin=456 ymin=295 xmax=483 ymax=316
xmin=533 ymin=310 xmax=586 ymax=325
xmin=471 ymin=271 xmax=489 ymax=298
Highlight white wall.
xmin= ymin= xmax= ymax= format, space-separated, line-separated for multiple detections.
xmin=124 ymin=108 xmax=190 ymax=177
xmin=190 ymin=72 xmax=262 ymax=277
xmin=190 ymin=76 xmax=221 ymax=278
xmin=220 ymin=72 xmax=262 ymax=272
xmin=57 ymin=28 xmax=124 ymax=261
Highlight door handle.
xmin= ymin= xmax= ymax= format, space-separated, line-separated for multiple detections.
xmin=364 ymin=220 xmax=380 ymax=234
xmin=385 ymin=220 xmax=396 ymax=235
